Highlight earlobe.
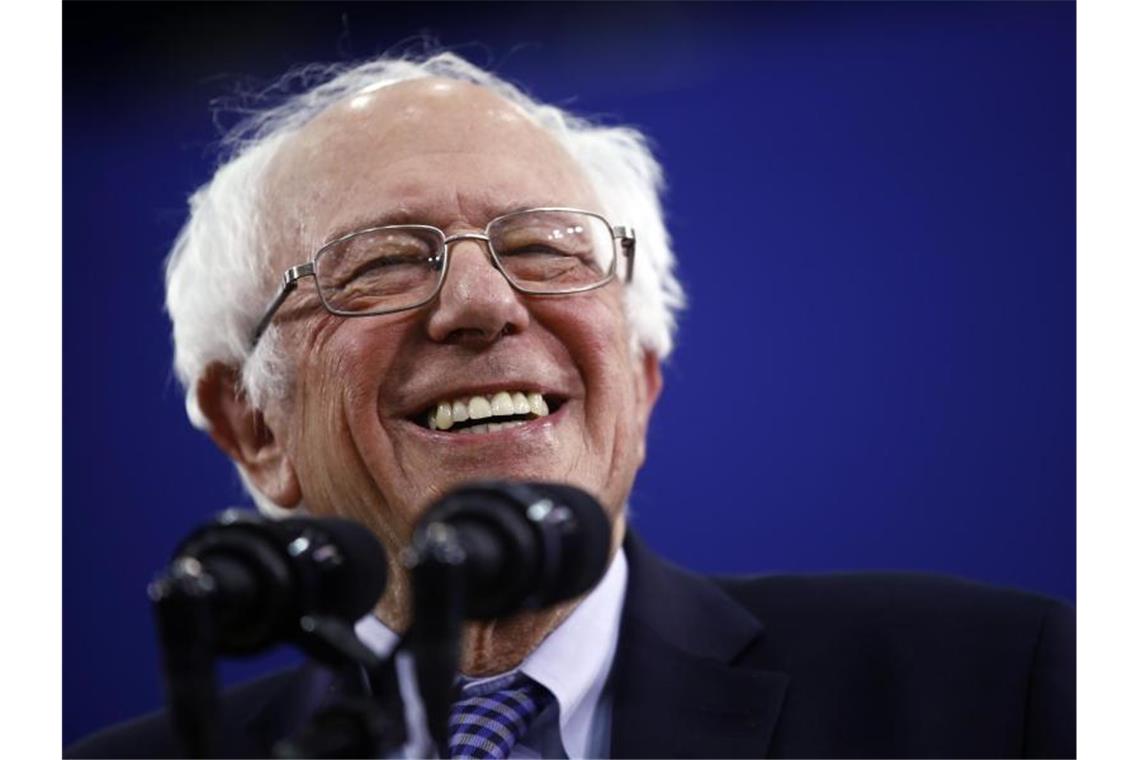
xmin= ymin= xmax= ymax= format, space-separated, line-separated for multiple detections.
xmin=195 ymin=363 xmax=302 ymax=509
xmin=639 ymin=351 xmax=663 ymax=422
xmin=634 ymin=350 xmax=663 ymax=458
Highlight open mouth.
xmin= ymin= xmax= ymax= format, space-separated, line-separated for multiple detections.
xmin=416 ymin=391 xmax=565 ymax=434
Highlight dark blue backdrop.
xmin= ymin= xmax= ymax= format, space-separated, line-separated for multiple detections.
xmin=63 ymin=1 xmax=1075 ymax=745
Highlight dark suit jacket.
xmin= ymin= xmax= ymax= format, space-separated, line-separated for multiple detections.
xmin=67 ymin=534 xmax=1075 ymax=758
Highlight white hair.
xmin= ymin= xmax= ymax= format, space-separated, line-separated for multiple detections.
xmin=164 ymin=51 xmax=685 ymax=510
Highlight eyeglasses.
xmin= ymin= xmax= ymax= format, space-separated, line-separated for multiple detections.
xmin=250 ymin=207 xmax=636 ymax=348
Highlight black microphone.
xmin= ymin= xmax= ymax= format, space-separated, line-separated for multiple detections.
xmin=405 ymin=481 xmax=612 ymax=754
xmin=411 ymin=481 xmax=611 ymax=620
xmin=165 ymin=510 xmax=388 ymax=654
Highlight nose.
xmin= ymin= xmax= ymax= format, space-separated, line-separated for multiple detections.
xmin=425 ymin=236 xmax=530 ymax=345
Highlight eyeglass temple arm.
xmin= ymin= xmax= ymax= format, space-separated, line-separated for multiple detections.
xmin=615 ymin=227 xmax=636 ymax=284
xmin=250 ymin=263 xmax=315 ymax=347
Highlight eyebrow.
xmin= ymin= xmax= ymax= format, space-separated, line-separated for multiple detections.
xmin=320 ymin=200 xmax=577 ymax=247
xmin=323 ymin=207 xmax=418 ymax=244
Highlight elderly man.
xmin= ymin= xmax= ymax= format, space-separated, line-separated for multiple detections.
xmin=68 ymin=53 xmax=1074 ymax=759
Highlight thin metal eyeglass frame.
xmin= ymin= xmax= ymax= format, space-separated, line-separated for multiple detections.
xmin=248 ymin=207 xmax=636 ymax=349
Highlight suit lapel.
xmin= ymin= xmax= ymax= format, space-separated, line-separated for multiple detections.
xmin=610 ymin=534 xmax=789 ymax=758
xmin=239 ymin=534 xmax=790 ymax=758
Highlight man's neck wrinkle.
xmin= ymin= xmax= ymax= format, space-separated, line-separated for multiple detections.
xmin=459 ymin=601 xmax=577 ymax=677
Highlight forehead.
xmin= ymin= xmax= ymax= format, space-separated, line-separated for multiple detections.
xmin=262 ymin=78 xmax=599 ymax=256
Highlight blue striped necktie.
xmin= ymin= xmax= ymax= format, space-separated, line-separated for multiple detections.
xmin=447 ymin=672 xmax=554 ymax=759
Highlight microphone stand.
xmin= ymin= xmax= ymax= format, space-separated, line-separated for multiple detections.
xmin=151 ymin=559 xmax=410 ymax=759
xmin=407 ymin=523 xmax=469 ymax=757
xmin=149 ymin=558 xmax=221 ymax=759
xmin=274 ymin=615 xmax=409 ymax=759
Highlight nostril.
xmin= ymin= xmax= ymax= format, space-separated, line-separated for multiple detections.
xmin=424 ymin=243 xmax=531 ymax=345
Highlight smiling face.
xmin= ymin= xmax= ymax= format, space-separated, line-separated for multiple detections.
xmin=235 ymin=79 xmax=660 ymax=624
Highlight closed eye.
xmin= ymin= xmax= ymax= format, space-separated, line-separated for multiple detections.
xmin=339 ymin=253 xmax=435 ymax=285
xmin=499 ymin=245 xmax=579 ymax=258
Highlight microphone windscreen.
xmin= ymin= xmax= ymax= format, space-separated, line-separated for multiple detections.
xmin=414 ymin=480 xmax=612 ymax=618
xmin=285 ymin=516 xmax=388 ymax=621
xmin=536 ymin=483 xmax=612 ymax=600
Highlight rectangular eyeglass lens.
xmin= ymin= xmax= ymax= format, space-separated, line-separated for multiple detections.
xmin=315 ymin=227 xmax=443 ymax=312
xmin=490 ymin=212 xmax=614 ymax=292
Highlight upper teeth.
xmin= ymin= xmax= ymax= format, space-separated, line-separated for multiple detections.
xmin=429 ymin=391 xmax=550 ymax=431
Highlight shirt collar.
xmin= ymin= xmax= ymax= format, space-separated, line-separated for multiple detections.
xmin=518 ymin=547 xmax=626 ymax=754
xmin=354 ymin=607 xmax=400 ymax=657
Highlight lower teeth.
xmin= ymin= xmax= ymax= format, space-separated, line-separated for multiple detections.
xmin=454 ymin=420 xmax=527 ymax=435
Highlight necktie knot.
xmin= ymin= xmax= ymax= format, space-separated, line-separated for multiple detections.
xmin=447 ymin=672 xmax=553 ymax=759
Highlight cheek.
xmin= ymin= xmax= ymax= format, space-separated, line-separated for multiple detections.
xmin=578 ymin=300 xmax=640 ymax=399
xmin=301 ymin=321 xmax=437 ymax=523
xmin=304 ymin=314 xmax=418 ymax=412
xmin=538 ymin=293 xmax=642 ymax=432
xmin=286 ymin=328 xmax=397 ymax=494
xmin=541 ymin=287 xmax=631 ymax=358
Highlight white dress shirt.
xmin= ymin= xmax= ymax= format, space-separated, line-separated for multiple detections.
xmin=355 ymin=548 xmax=629 ymax=758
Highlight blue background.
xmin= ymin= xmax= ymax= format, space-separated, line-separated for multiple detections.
xmin=63 ymin=1 xmax=1075 ymax=744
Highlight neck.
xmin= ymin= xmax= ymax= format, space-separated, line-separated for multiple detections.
xmin=459 ymin=601 xmax=577 ymax=676
xmin=374 ymin=519 xmax=624 ymax=674
xmin=374 ymin=580 xmax=580 ymax=676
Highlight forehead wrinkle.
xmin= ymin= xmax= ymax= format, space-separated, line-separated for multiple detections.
xmin=310 ymin=82 xmax=555 ymax=163
xmin=320 ymin=204 xmax=418 ymax=245
xmin=266 ymin=81 xmax=599 ymax=263
xmin=322 ymin=192 xmax=591 ymax=244
xmin=287 ymin=146 xmax=590 ymax=245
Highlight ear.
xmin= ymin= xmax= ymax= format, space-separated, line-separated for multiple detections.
xmin=638 ymin=351 xmax=663 ymax=420
xmin=633 ymin=351 xmax=663 ymax=462
xmin=195 ymin=363 xmax=302 ymax=509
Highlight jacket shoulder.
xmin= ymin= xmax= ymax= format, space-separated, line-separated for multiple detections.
xmin=716 ymin=570 xmax=1071 ymax=629
xmin=714 ymin=570 xmax=1073 ymax=664
xmin=65 ymin=667 xmax=301 ymax=759
xmin=714 ymin=571 xmax=1075 ymax=758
